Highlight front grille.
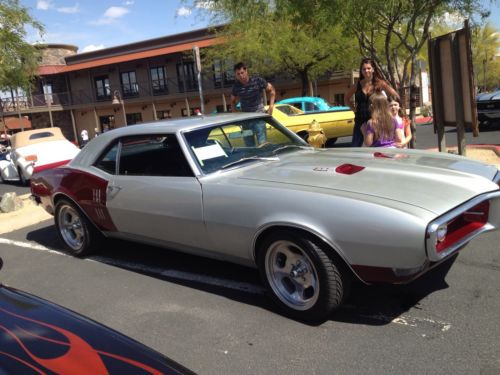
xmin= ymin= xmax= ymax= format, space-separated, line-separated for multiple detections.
xmin=477 ymin=101 xmax=500 ymax=111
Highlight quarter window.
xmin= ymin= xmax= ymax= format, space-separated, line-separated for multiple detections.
xmin=95 ymin=142 xmax=119 ymax=174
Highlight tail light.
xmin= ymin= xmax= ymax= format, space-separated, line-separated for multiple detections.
xmin=25 ymin=154 xmax=38 ymax=162
xmin=434 ymin=200 xmax=490 ymax=253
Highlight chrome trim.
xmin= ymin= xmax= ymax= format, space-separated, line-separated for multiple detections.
xmin=426 ymin=191 xmax=500 ymax=262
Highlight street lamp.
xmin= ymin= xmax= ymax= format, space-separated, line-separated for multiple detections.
xmin=112 ymin=90 xmax=127 ymax=126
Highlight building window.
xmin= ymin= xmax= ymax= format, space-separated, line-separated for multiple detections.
xmin=99 ymin=115 xmax=115 ymax=133
xmin=213 ymin=59 xmax=235 ymax=88
xmin=121 ymin=71 xmax=139 ymax=98
xmin=216 ymin=104 xmax=231 ymax=113
xmin=176 ymin=61 xmax=198 ymax=92
xmin=156 ymin=110 xmax=171 ymax=119
xmin=126 ymin=112 xmax=143 ymax=125
xmin=95 ymin=76 xmax=111 ymax=101
xmin=150 ymin=66 xmax=168 ymax=95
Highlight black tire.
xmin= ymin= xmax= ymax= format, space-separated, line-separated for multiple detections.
xmin=18 ymin=167 xmax=28 ymax=186
xmin=257 ymin=229 xmax=347 ymax=322
xmin=325 ymin=138 xmax=338 ymax=147
xmin=297 ymin=131 xmax=309 ymax=142
xmin=54 ymin=199 xmax=102 ymax=257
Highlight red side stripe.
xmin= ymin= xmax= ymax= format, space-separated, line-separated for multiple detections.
xmin=33 ymin=160 xmax=72 ymax=174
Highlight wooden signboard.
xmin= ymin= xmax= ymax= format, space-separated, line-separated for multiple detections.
xmin=428 ymin=20 xmax=478 ymax=155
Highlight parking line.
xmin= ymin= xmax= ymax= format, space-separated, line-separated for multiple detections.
xmin=0 ymin=237 xmax=266 ymax=295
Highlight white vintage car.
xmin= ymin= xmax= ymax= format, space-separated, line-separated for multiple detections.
xmin=31 ymin=114 xmax=500 ymax=322
xmin=0 ymin=127 xmax=80 ymax=185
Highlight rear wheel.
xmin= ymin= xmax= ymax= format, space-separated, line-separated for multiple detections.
xmin=257 ymin=229 xmax=347 ymax=322
xmin=55 ymin=199 xmax=102 ymax=257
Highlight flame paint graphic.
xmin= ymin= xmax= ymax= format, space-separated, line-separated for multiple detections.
xmin=0 ymin=307 xmax=164 ymax=374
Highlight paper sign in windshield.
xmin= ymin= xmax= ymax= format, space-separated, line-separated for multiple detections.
xmin=192 ymin=143 xmax=227 ymax=165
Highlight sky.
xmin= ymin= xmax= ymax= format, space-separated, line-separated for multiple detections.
xmin=19 ymin=0 xmax=500 ymax=54
xmin=23 ymin=0 xmax=212 ymax=53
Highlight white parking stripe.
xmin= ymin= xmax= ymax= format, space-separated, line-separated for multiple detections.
xmin=0 ymin=238 xmax=453 ymax=330
xmin=0 ymin=238 xmax=63 ymax=255
xmin=0 ymin=238 xmax=266 ymax=295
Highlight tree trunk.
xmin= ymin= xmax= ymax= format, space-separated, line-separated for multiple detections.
xmin=299 ymin=70 xmax=309 ymax=96
xmin=408 ymin=54 xmax=417 ymax=149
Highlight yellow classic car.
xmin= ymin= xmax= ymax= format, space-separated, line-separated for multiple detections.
xmin=269 ymin=104 xmax=354 ymax=145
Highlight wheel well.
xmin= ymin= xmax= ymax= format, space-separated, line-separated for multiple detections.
xmin=254 ymin=225 xmax=355 ymax=280
xmin=297 ymin=131 xmax=309 ymax=140
xmin=52 ymin=193 xmax=105 ymax=236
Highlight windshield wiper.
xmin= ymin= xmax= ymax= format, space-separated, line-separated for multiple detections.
xmin=272 ymin=144 xmax=308 ymax=155
xmin=220 ymin=156 xmax=278 ymax=170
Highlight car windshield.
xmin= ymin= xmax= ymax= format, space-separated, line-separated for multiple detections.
xmin=183 ymin=117 xmax=309 ymax=174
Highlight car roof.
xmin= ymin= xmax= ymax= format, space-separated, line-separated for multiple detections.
xmin=10 ymin=127 xmax=67 ymax=149
xmin=278 ymin=96 xmax=326 ymax=104
xmin=71 ymin=112 xmax=272 ymax=166
xmin=103 ymin=112 xmax=270 ymax=137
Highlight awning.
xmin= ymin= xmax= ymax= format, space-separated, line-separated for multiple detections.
xmin=0 ymin=116 xmax=32 ymax=131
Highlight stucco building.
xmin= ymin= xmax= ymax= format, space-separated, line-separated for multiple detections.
xmin=0 ymin=27 xmax=357 ymax=144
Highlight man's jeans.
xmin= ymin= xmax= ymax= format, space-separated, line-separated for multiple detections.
xmin=243 ymin=120 xmax=267 ymax=146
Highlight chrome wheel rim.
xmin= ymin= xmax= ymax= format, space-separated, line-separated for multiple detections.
xmin=58 ymin=205 xmax=84 ymax=251
xmin=265 ymin=240 xmax=319 ymax=310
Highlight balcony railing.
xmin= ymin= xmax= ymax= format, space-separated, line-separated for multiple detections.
xmin=0 ymin=75 xmax=238 ymax=113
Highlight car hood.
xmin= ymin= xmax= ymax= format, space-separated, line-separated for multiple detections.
xmin=476 ymin=90 xmax=500 ymax=102
xmin=237 ymin=148 xmax=499 ymax=215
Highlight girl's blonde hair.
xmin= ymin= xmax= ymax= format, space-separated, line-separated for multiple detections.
xmin=369 ymin=93 xmax=394 ymax=140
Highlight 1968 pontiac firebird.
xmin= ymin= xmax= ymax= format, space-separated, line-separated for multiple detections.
xmin=31 ymin=113 xmax=500 ymax=322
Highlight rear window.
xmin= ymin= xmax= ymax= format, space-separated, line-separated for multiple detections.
xmin=29 ymin=132 xmax=54 ymax=140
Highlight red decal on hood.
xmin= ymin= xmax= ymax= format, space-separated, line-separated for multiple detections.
xmin=335 ymin=164 xmax=364 ymax=175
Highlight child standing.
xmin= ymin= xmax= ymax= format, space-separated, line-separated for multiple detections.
xmin=389 ymin=99 xmax=412 ymax=148
xmin=363 ymin=93 xmax=404 ymax=148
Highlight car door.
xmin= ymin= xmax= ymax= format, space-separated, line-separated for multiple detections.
xmin=104 ymin=134 xmax=207 ymax=248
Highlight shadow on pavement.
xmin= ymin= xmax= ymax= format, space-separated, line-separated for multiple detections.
xmin=25 ymin=223 xmax=456 ymax=326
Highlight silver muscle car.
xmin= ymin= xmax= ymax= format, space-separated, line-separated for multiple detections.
xmin=31 ymin=113 xmax=500 ymax=322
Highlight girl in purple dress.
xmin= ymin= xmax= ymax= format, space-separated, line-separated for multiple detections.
xmin=363 ymin=93 xmax=404 ymax=148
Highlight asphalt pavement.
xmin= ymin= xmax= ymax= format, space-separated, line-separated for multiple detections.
xmin=0 ymin=219 xmax=499 ymax=374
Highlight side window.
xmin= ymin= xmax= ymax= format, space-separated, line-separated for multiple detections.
xmin=118 ymin=135 xmax=193 ymax=177
xmin=95 ymin=142 xmax=119 ymax=174
xmin=304 ymin=102 xmax=315 ymax=112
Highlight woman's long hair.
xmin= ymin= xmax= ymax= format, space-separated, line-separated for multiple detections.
xmin=359 ymin=58 xmax=385 ymax=92
xmin=369 ymin=93 xmax=394 ymax=140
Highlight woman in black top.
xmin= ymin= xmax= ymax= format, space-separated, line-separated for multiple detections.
xmin=345 ymin=58 xmax=399 ymax=147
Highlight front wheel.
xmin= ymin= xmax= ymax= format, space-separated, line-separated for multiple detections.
xmin=325 ymin=138 xmax=338 ymax=147
xmin=55 ymin=199 xmax=102 ymax=257
xmin=18 ymin=167 xmax=28 ymax=186
xmin=257 ymin=230 xmax=347 ymax=322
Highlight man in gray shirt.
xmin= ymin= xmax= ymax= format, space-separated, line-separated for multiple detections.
xmin=231 ymin=62 xmax=275 ymax=146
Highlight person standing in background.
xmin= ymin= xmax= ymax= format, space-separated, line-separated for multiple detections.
xmin=389 ymin=98 xmax=412 ymax=148
xmin=231 ymin=62 xmax=276 ymax=146
xmin=345 ymin=58 xmax=399 ymax=147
